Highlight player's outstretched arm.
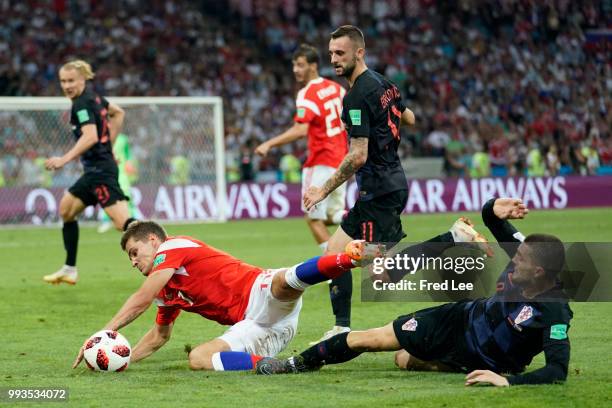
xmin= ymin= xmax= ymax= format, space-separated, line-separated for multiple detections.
xmin=505 ymin=329 xmax=570 ymax=385
xmin=103 ymin=268 xmax=175 ymax=332
xmin=72 ymin=268 xmax=174 ymax=368
xmin=131 ymin=323 xmax=174 ymax=363
xmin=481 ymin=198 xmax=528 ymax=257
xmin=45 ymin=124 xmax=98 ymax=170
xmin=304 ymin=137 xmax=368 ymax=210
xmin=107 ymin=102 xmax=125 ymax=145
xmin=255 ymin=122 xmax=309 ymax=157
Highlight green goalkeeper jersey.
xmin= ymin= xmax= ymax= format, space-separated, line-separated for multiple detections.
xmin=114 ymin=133 xmax=132 ymax=169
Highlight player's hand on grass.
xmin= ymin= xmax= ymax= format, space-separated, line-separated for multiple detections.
xmin=493 ymin=198 xmax=529 ymax=220
xmin=72 ymin=341 xmax=87 ymax=369
xmin=45 ymin=156 xmax=66 ymax=171
xmin=303 ymin=186 xmax=326 ymax=211
xmin=465 ymin=370 xmax=510 ymax=387
xmin=254 ymin=142 xmax=270 ymax=157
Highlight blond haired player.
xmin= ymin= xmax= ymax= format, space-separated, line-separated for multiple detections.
xmin=43 ymin=60 xmax=136 ymax=285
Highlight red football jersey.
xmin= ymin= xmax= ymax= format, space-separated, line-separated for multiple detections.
xmin=151 ymin=236 xmax=263 ymax=326
xmin=293 ymin=77 xmax=348 ymax=168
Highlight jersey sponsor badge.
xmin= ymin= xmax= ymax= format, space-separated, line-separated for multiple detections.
xmin=550 ymin=324 xmax=568 ymax=340
xmin=349 ymin=109 xmax=361 ymax=125
xmin=77 ymin=109 xmax=90 ymax=123
xmin=402 ymin=317 xmax=418 ymax=332
xmin=297 ymin=107 xmax=306 ymax=118
xmin=153 ymin=253 xmax=166 ymax=268
xmin=514 ymin=305 xmax=533 ymax=325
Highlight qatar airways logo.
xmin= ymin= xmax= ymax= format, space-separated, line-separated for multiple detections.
xmin=152 ymin=183 xmax=290 ymax=220
xmin=10 ymin=175 xmax=612 ymax=225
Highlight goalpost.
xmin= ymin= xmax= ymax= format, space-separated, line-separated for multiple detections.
xmin=0 ymin=97 xmax=227 ymax=224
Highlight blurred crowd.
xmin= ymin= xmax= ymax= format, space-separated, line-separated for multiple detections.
xmin=0 ymin=0 xmax=610 ymax=187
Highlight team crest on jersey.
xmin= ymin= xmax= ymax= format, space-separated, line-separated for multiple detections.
xmin=514 ymin=306 xmax=533 ymax=325
xmin=153 ymin=254 xmax=166 ymax=267
xmin=402 ymin=318 xmax=418 ymax=332
xmin=349 ymin=109 xmax=361 ymax=125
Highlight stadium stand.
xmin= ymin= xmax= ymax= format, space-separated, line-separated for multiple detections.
xmin=0 ymin=0 xmax=610 ymax=186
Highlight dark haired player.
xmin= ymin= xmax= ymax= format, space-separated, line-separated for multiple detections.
xmin=257 ymin=198 xmax=573 ymax=386
xmin=303 ymin=25 xmax=416 ymax=342
xmin=256 ymin=44 xmax=349 ymax=257
xmin=72 ymin=221 xmax=371 ymax=371
xmin=44 ymin=60 xmax=136 ymax=285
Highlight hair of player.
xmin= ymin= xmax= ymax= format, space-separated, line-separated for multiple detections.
xmin=292 ymin=44 xmax=320 ymax=66
xmin=61 ymin=60 xmax=95 ymax=80
xmin=331 ymin=25 xmax=365 ymax=49
xmin=120 ymin=221 xmax=168 ymax=251
xmin=523 ymin=234 xmax=565 ymax=280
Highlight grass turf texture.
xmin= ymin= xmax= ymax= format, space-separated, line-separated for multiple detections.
xmin=1 ymin=208 xmax=611 ymax=407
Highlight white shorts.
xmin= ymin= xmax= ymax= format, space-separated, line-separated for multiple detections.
xmin=218 ymin=269 xmax=302 ymax=357
xmin=302 ymin=165 xmax=347 ymax=220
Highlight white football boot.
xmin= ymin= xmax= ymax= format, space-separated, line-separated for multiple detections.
xmin=43 ymin=265 xmax=78 ymax=285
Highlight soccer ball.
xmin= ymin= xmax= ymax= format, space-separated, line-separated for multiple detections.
xmin=83 ymin=330 xmax=131 ymax=372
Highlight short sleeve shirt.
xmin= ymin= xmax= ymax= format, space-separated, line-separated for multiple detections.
xmin=341 ymin=70 xmax=408 ymax=200
xmin=70 ymin=87 xmax=115 ymax=171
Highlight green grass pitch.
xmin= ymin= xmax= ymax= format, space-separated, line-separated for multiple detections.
xmin=1 ymin=208 xmax=611 ymax=407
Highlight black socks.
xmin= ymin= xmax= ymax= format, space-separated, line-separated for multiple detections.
xmin=63 ymin=220 xmax=79 ymax=266
xmin=300 ymin=332 xmax=361 ymax=368
xmin=330 ymin=271 xmax=352 ymax=327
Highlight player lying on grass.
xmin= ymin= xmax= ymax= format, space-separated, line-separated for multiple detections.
xmin=72 ymin=217 xmax=484 ymax=371
xmin=256 ymin=198 xmax=573 ymax=386
xmin=72 ymin=220 xmax=365 ymax=371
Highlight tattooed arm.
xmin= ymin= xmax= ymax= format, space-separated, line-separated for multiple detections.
xmin=303 ymin=137 xmax=368 ymax=210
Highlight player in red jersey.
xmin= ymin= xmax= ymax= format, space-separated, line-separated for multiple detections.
xmin=255 ymin=44 xmax=348 ymax=253
xmin=72 ymin=221 xmax=370 ymax=372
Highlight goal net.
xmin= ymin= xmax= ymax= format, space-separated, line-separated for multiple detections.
xmin=0 ymin=97 xmax=226 ymax=225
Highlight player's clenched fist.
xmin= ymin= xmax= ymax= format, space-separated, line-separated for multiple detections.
xmin=254 ymin=142 xmax=270 ymax=157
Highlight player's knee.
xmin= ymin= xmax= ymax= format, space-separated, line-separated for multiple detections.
xmin=59 ymin=205 xmax=78 ymax=221
xmin=188 ymin=351 xmax=214 ymax=370
xmin=58 ymin=206 xmax=71 ymax=221
xmin=394 ymin=350 xmax=410 ymax=370
xmin=271 ymin=270 xmax=302 ymax=300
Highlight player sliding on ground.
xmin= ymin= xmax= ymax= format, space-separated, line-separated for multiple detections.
xmin=72 ymin=221 xmax=369 ymax=371
xmin=256 ymin=198 xmax=573 ymax=386
xmin=72 ymin=216 xmax=487 ymax=371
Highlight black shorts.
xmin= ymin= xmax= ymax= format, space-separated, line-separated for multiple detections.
xmin=341 ymin=189 xmax=407 ymax=243
xmin=69 ymin=170 xmax=129 ymax=208
xmin=392 ymin=301 xmax=479 ymax=372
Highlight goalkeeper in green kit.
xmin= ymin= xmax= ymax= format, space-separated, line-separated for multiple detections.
xmin=98 ymin=133 xmax=140 ymax=233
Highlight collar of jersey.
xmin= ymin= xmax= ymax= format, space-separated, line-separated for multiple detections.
xmin=306 ymin=77 xmax=324 ymax=86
